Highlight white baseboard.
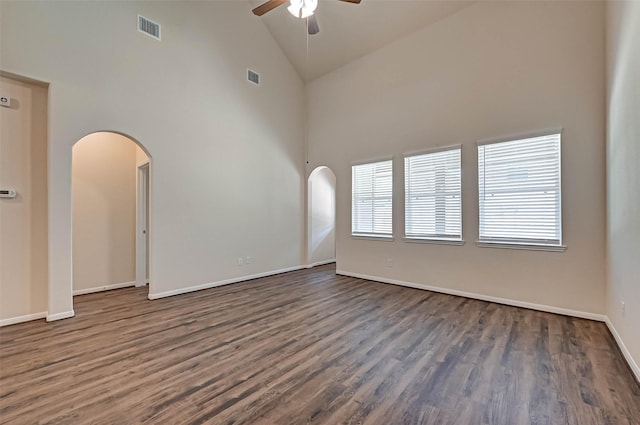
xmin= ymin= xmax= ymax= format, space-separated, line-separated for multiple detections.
xmin=73 ymin=281 xmax=136 ymax=296
xmin=148 ymin=265 xmax=305 ymax=300
xmin=336 ymin=270 xmax=640 ymax=383
xmin=2 ymin=266 xmax=637 ymax=385
xmin=336 ymin=270 xmax=607 ymax=322
xmin=605 ymin=317 xmax=640 ymax=383
xmin=46 ymin=310 xmax=75 ymax=322
xmin=0 ymin=311 xmax=47 ymax=327
xmin=305 ymin=259 xmax=336 ymax=269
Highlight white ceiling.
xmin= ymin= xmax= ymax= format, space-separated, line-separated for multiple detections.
xmin=252 ymin=0 xmax=474 ymax=81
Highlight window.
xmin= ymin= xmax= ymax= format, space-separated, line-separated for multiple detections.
xmin=478 ymin=133 xmax=562 ymax=248
xmin=352 ymin=160 xmax=393 ymax=237
xmin=404 ymin=147 xmax=462 ymax=241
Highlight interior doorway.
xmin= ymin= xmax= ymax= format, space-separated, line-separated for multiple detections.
xmin=136 ymin=163 xmax=149 ymax=287
xmin=307 ymin=166 xmax=336 ymax=266
xmin=71 ymin=132 xmax=151 ymax=296
xmin=0 ymin=74 xmax=49 ymax=324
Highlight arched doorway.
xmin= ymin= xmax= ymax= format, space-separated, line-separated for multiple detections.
xmin=71 ymin=131 xmax=151 ymax=297
xmin=307 ymin=166 xmax=336 ymax=266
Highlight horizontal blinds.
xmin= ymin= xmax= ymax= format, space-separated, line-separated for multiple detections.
xmin=352 ymin=160 xmax=393 ymax=236
xmin=478 ymin=133 xmax=561 ymax=245
xmin=404 ymin=148 xmax=461 ymax=239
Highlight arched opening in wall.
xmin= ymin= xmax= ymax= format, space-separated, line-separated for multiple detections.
xmin=308 ymin=166 xmax=336 ymax=266
xmin=71 ymin=132 xmax=151 ymax=299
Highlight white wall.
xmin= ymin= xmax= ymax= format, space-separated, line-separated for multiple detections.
xmin=606 ymin=0 xmax=640 ymax=374
xmin=0 ymin=1 xmax=305 ymax=317
xmin=0 ymin=76 xmax=48 ymax=322
xmin=72 ymin=132 xmax=140 ymax=292
xmin=308 ymin=1 xmax=606 ymax=315
xmin=308 ymin=167 xmax=336 ymax=264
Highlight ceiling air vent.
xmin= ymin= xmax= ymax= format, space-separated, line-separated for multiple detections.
xmin=138 ymin=15 xmax=161 ymax=40
xmin=247 ymin=69 xmax=260 ymax=85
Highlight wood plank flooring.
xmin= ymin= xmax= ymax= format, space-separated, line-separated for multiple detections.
xmin=1 ymin=264 xmax=639 ymax=424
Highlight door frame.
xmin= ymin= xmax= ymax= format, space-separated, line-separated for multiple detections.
xmin=136 ymin=162 xmax=150 ymax=287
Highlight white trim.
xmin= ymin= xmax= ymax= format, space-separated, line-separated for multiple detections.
xmin=351 ymin=156 xmax=394 ymax=166
xmin=558 ymin=133 xmax=563 ymax=246
xmin=148 ymin=265 xmax=305 ymax=300
xmin=335 ymin=270 xmax=606 ymax=322
xmin=404 ymin=237 xmax=465 ymax=246
xmin=0 ymin=311 xmax=47 ymax=327
xmin=136 ymin=163 xmax=150 ymax=288
xmin=476 ymin=241 xmax=567 ymax=252
xmin=605 ymin=317 xmax=640 ymax=383
xmin=0 ymin=70 xmax=49 ymax=87
xmin=46 ymin=310 xmax=75 ymax=322
xmin=351 ymin=235 xmax=394 ymax=241
xmin=476 ymin=128 xmax=563 ymax=146
xmin=305 ymin=259 xmax=336 ymax=269
xmin=73 ymin=281 xmax=136 ymax=296
xmin=403 ymin=144 xmax=462 ymax=158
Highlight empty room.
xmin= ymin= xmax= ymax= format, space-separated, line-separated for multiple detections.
xmin=0 ymin=0 xmax=638 ymax=424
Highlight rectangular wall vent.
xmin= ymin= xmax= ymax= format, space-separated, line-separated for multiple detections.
xmin=138 ymin=15 xmax=161 ymax=40
xmin=247 ymin=69 xmax=260 ymax=85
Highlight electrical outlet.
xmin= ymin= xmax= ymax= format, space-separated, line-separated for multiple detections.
xmin=237 ymin=257 xmax=244 ymax=266
xmin=245 ymin=256 xmax=252 ymax=264
xmin=387 ymin=258 xmax=393 ymax=268
xmin=621 ymin=301 xmax=626 ymax=318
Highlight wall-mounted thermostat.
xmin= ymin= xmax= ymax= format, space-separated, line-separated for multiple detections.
xmin=0 ymin=95 xmax=10 ymax=108
xmin=0 ymin=189 xmax=17 ymax=198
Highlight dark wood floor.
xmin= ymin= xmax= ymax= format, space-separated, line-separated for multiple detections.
xmin=1 ymin=265 xmax=639 ymax=425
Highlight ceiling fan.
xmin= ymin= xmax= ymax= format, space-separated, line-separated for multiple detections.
xmin=252 ymin=0 xmax=362 ymax=35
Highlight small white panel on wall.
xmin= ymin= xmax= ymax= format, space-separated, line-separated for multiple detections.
xmin=0 ymin=95 xmax=10 ymax=107
xmin=0 ymin=189 xmax=17 ymax=198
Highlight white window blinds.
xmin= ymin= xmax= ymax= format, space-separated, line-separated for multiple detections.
xmin=478 ymin=133 xmax=562 ymax=246
xmin=352 ymin=160 xmax=393 ymax=237
xmin=404 ymin=148 xmax=462 ymax=240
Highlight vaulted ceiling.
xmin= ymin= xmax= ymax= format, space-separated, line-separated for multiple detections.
xmin=251 ymin=0 xmax=474 ymax=81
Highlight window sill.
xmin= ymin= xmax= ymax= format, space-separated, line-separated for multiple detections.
xmin=403 ymin=237 xmax=465 ymax=246
xmin=351 ymin=234 xmax=394 ymax=242
xmin=476 ymin=241 xmax=566 ymax=252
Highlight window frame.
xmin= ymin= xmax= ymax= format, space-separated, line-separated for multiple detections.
xmin=476 ymin=130 xmax=566 ymax=252
xmin=351 ymin=158 xmax=394 ymax=240
xmin=403 ymin=145 xmax=463 ymax=244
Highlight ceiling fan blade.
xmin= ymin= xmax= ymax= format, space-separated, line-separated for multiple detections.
xmin=307 ymin=15 xmax=320 ymax=35
xmin=252 ymin=0 xmax=287 ymax=16
xmin=338 ymin=0 xmax=362 ymax=3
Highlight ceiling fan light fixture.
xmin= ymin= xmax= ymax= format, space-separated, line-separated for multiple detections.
xmin=287 ymin=0 xmax=318 ymax=18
